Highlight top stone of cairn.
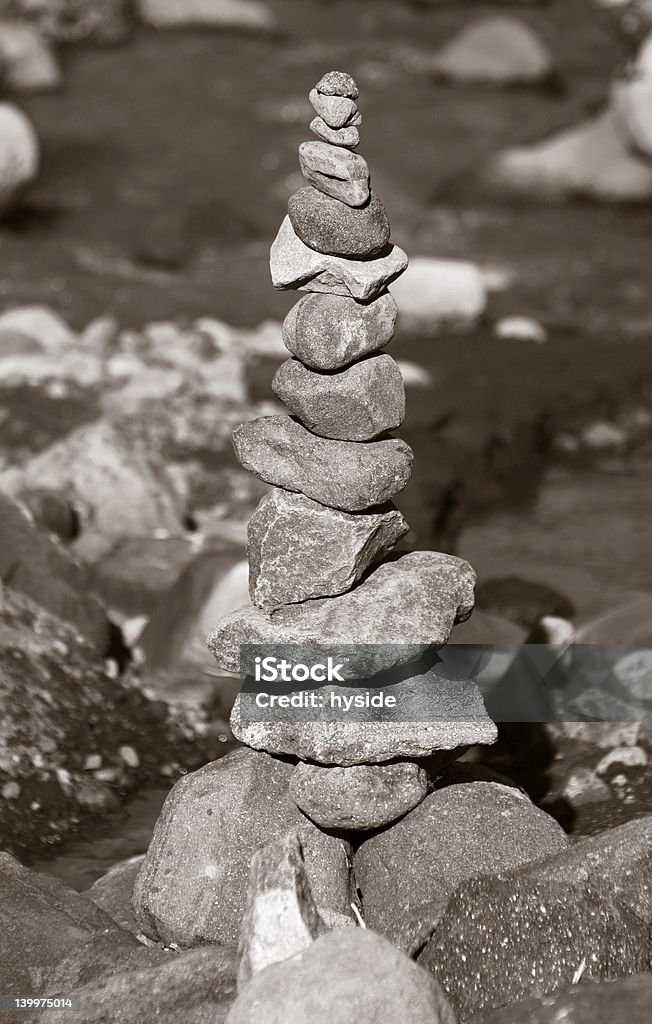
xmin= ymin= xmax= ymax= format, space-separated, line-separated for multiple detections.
xmin=315 ymin=70 xmax=359 ymax=99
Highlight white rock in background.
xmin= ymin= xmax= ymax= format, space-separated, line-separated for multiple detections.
xmin=390 ymin=257 xmax=486 ymax=330
xmin=431 ymin=15 xmax=553 ymax=86
xmin=486 ymin=105 xmax=652 ymax=202
xmin=580 ymin=420 xmax=628 ymax=450
xmin=395 ymin=360 xmax=433 ymax=389
xmin=0 ymin=306 xmax=75 ymax=350
xmin=634 ymin=31 xmax=652 ymax=78
xmin=136 ymin=0 xmax=277 ymax=32
xmin=493 ymin=315 xmax=547 ymax=343
xmin=613 ymin=79 xmax=652 ymax=161
xmin=0 ymin=21 xmax=61 ymax=93
xmin=0 ymin=103 xmax=39 ymax=216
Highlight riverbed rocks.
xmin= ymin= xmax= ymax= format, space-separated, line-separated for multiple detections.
xmin=0 ymin=102 xmax=39 ymax=217
xmin=247 ymin=489 xmax=408 ymax=610
xmin=272 ymin=354 xmax=405 ymax=440
xmin=0 ymin=21 xmax=61 ymax=93
xmin=431 ymin=15 xmax=554 ymax=87
xmin=288 ymin=186 xmax=390 ymax=258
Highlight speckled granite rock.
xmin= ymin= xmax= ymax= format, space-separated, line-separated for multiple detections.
xmin=299 ymin=141 xmax=370 ymax=206
xmin=209 ymin=550 xmax=477 ymax=678
xmin=248 ymin=489 xmax=408 ymax=611
xmin=290 ymin=761 xmax=429 ymax=829
xmin=309 ymin=88 xmax=360 ymax=129
xmin=288 ymin=187 xmax=390 ymax=258
xmin=310 ymin=117 xmax=359 ymax=148
xmin=237 ymin=831 xmax=327 ymax=989
xmin=355 ymin=781 xmax=568 ymax=946
xmin=270 ymin=217 xmax=407 ymax=301
xmin=316 ymin=70 xmax=359 ymax=99
xmin=132 ymin=748 xmax=353 ymax=948
xmin=419 ymin=873 xmax=652 ymax=1020
xmin=225 ymin=928 xmax=456 ymax=1024
xmin=282 ymin=291 xmax=397 ymax=371
xmin=272 ymin=354 xmax=404 ymax=440
xmin=232 ymin=415 xmax=413 ymax=512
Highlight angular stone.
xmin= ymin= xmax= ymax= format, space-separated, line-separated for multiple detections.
xmin=230 ymin=658 xmax=495 ymax=764
xmin=272 ymin=355 xmax=405 ymax=441
xmin=282 ymin=291 xmax=398 ymax=371
xmin=237 ymin=832 xmax=327 ymax=990
xmin=419 ymin=874 xmax=651 ymax=1019
xmin=290 ymin=762 xmax=429 ymax=830
xmin=310 ymin=117 xmax=360 ymax=148
xmin=132 ymin=748 xmax=353 ymax=948
xmin=355 ymin=779 xmax=568 ymax=947
xmin=232 ymin=415 xmax=413 ymax=512
xmin=478 ymin=974 xmax=652 ymax=1024
xmin=271 ymin=217 xmax=407 ymax=301
xmin=248 ymin=489 xmax=408 ymax=611
xmin=225 ymin=928 xmax=456 ymax=1024
xmin=309 ymin=88 xmax=360 ymax=129
xmin=288 ymin=187 xmax=390 ymax=258
xmin=316 ymin=71 xmax=359 ymax=99
xmin=208 ymin=551 xmax=477 ymax=681
xmin=299 ymin=141 xmax=370 ymax=206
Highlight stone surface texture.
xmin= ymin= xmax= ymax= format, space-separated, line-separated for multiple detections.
xmin=476 ymin=974 xmax=652 ymax=1024
xmin=232 ymin=415 xmax=413 ymax=512
xmin=270 ymin=216 xmax=408 ymax=301
xmin=282 ymin=290 xmax=398 ymax=370
xmin=225 ymin=928 xmax=457 ymax=1024
xmin=355 ymin=780 xmax=569 ymax=945
xmin=209 ymin=550 xmax=477 ymax=677
xmin=288 ymin=186 xmax=390 ymax=258
xmin=271 ymin=354 xmax=405 ymax=441
xmin=132 ymin=748 xmax=353 ymax=948
xmin=316 ymin=70 xmax=359 ymax=98
xmin=299 ymin=140 xmax=370 ymax=206
xmin=309 ymin=88 xmax=360 ymax=129
xmin=310 ymin=116 xmax=359 ymax=148
xmin=236 ymin=831 xmax=327 ymax=990
xmin=289 ymin=761 xmax=429 ymax=829
xmin=247 ymin=488 xmax=408 ymax=611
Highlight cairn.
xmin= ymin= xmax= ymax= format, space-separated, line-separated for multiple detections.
xmin=208 ymin=71 xmax=497 ymax=828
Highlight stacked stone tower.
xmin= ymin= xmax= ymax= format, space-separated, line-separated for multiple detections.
xmin=207 ymin=71 xmax=497 ymax=821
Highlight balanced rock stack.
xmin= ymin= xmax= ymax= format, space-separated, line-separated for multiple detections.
xmin=132 ymin=73 xmax=497 ymax=954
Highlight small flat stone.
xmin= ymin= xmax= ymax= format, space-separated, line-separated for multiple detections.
xmin=288 ymin=186 xmax=390 ymax=258
xmin=299 ymin=141 xmax=370 ymax=207
xmin=208 ymin=550 xmax=477 ymax=682
xmin=230 ymin=656 xmax=496 ymax=764
xmin=316 ymin=71 xmax=359 ymax=99
xmin=283 ymin=291 xmax=398 ymax=371
xmin=270 ymin=217 xmax=408 ymax=301
xmin=310 ymin=117 xmax=359 ymax=148
xmin=232 ymin=415 xmax=413 ymax=511
xmin=272 ymin=354 xmax=405 ymax=440
xmin=290 ymin=762 xmax=429 ymax=830
xmin=248 ymin=489 xmax=408 ymax=611
xmin=309 ymin=88 xmax=360 ymax=129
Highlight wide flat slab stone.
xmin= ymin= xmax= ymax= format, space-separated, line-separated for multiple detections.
xmin=248 ymin=489 xmax=408 ymax=611
xmin=272 ymin=354 xmax=405 ymax=441
xmin=270 ymin=217 xmax=408 ymax=302
xmin=290 ymin=761 xmax=429 ymax=829
xmin=282 ymin=291 xmax=397 ymax=371
xmin=208 ymin=550 xmax=477 ymax=678
xmin=232 ymin=415 xmax=413 ymax=512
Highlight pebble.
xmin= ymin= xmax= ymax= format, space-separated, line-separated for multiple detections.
xmin=232 ymin=414 xmax=413 ymax=511
xmin=272 ymin=353 xmax=405 ymax=440
xmin=226 ymin=928 xmax=454 ymax=1024
xmin=282 ymin=291 xmax=397 ymax=370
xmin=209 ymin=550 xmax=478 ymax=684
xmin=270 ymin=216 xmax=408 ymax=301
xmin=2 ymin=781 xmax=21 ymax=800
xmin=290 ymin=761 xmax=429 ymax=830
xmin=118 ymin=745 xmax=140 ymax=768
xmin=299 ymin=141 xmax=370 ymax=206
xmin=310 ymin=116 xmax=360 ymax=148
xmin=288 ymin=186 xmax=390 ymax=258
xmin=316 ymin=70 xmax=359 ymax=99
xmin=494 ymin=315 xmax=547 ymax=343
xmin=248 ymin=488 xmax=408 ymax=611
xmin=309 ymin=88 xmax=360 ymax=129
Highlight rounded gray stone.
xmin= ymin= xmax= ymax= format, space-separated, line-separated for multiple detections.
xmin=316 ymin=71 xmax=359 ymax=99
xmin=310 ymin=116 xmax=360 ymax=148
xmin=309 ymin=88 xmax=360 ymax=129
xmin=232 ymin=415 xmax=413 ymax=512
xmin=290 ymin=762 xmax=429 ymax=830
xmin=288 ymin=186 xmax=390 ymax=258
xmin=272 ymin=354 xmax=405 ymax=441
xmin=282 ymin=291 xmax=398 ymax=371
xmin=248 ymin=489 xmax=408 ymax=611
